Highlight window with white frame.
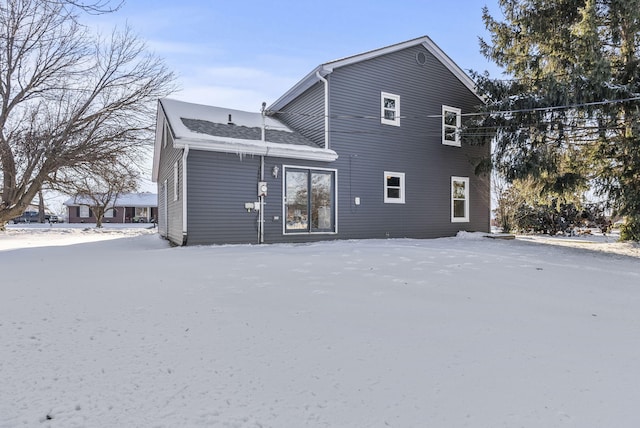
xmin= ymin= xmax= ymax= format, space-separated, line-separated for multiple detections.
xmin=284 ymin=166 xmax=336 ymax=234
xmin=173 ymin=161 xmax=179 ymax=201
xmin=384 ymin=171 xmax=405 ymax=204
xmin=381 ymin=92 xmax=400 ymax=126
xmin=79 ymin=205 xmax=90 ymax=218
xmin=105 ymin=208 xmax=115 ymax=218
xmin=442 ymin=105 xmax=462 ymax=146
xmin=451 ymin=176 xmax=469 ymax=222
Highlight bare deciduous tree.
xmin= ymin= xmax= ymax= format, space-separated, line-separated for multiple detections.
xmin=46 ymin=0 xmax=123 ymax=14
xmin=0 ymin=0 xmax=176 ymax=229
xmin=55 ymin=159 xmax=139 ymax=227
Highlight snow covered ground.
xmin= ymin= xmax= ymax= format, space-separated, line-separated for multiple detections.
xmin=1 ymin=225 xmax=639 ymax=427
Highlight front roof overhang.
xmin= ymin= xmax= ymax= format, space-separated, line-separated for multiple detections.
xmin=171 ymin=136 xmax=338 ymax=162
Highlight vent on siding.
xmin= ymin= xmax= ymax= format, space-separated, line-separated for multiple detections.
xmin=415 ymin=51 xmax=427 ymax=66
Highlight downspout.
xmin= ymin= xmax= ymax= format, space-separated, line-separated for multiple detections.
xmin=260 ymin=154 xmax=265 ymax=244
xmin=259 ymin=102 xmax=266 ymax=244
xmin=181 ymin=144 xmax=189 ymax=245
xmin=316 ymin=70 xmax=329 ymax=149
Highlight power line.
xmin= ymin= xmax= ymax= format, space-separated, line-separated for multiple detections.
xmin=267 ymin=95 xmax=640 ymax=121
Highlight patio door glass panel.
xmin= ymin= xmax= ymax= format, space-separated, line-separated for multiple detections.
xmin=310 ymin=172 xmax=333 ymax=231
xmin=286 ymin=170 xmax=309 ymax=231
xmin=285 ymin=168 xmax=335 ymax=233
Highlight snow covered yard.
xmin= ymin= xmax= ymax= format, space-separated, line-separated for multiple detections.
xmin=1 ymin=227 xmax=639 ymax=427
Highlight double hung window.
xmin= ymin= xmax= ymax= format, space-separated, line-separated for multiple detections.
xmin=451 ymin=176 xmax=469 ymax=222
xmin=442 ymin=105 xmax=461 ymax=146
xmin=381 ymin=92 xmax=400 ymax=126
xmin=384 ymin=172 xmax=405 ymax=204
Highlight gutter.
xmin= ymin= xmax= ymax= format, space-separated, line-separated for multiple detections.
xmin=172 ymin=138 xmax=338 ymax=162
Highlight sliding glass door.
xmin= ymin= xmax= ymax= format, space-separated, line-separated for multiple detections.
xmin=285 ymin=167 xmax=336 ymax=234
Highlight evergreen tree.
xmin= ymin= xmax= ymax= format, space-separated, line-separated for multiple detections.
xmin=468 ymin=0 xmax=640 ymax=240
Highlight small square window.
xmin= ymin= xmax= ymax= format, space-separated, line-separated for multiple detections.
xmin=381 ymin=92 xmax=400 ymax=126
xmin=451 ymin=176 xmax=469 ymax=222
xmin=384 ymin=171 xmax=405 ymax=203
xmin=442 ymin=105 xmax=462 ymax=146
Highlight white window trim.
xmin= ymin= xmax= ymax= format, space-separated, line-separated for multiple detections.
xmin=442 ymin=105 xmax=462 ymax=146
xmin=282 ymin=164 xmax=338 ymax=235
xmin=451 ymin=176 xmax=470 ymax=222
xmin=79 ymin=205 xmax=90 ymax=218
xmin=173 ymin=161 xmax=179 ymax=201
xmin=384 ymin=171 xmax=405 ymax=204
xmin=381 ymin=92 xmax=400 ymax=126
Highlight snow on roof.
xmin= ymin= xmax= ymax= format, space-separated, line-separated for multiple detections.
xmin=152 ymin=98 xmax=338 ymax=182
xmin=160 ymin=98 xmax=294 ymax=140
xmin=64 ymin=192 xmax=157 ymax=207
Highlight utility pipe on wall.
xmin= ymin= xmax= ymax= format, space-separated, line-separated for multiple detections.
xmin=181 ymin=144 xmax=189 ymax=245
xmin=259 ymin=102 xmax=266 ymax=244
xmin=316 ymin=71 xmax=329 ymax=150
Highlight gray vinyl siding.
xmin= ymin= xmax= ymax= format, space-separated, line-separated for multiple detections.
xmin=323 ymin=44 xmax=489 ymax=239
xmin=156 ymin=127 xmax=185 ymax=246
xmin=164 ymin=43 xmax=489 ymax=245
xmin=275 ymin=82 xmax=325 ymax=148
xmin=185 ymin=151 xmax=336 ymax=245
xmin=186 ymin=151 xmax=262 ymax=245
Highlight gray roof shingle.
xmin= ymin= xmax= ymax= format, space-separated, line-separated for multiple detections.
xmin=180 ymin=118 xmax=320 ymax=148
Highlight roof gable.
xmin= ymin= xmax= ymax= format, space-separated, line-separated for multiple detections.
xmin=268 ymin=35 xmax=480 ymax=112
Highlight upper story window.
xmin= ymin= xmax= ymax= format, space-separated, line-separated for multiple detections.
xmin=381 ymin=92 xmax=400 ymax=126
xmin=442 ymin=105 xmax=462 ymax=146
xmin=384 ymin=171 xmax=405 ymax=204
xmin=451 ymin=176 xmax=469 ymax=222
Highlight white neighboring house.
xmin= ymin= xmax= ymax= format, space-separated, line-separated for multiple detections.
xmin=63 ymin=192 xmax=158 ymax=223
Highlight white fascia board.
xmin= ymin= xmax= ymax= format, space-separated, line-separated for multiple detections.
xmin=173 ymin=137 xmax=338 ymax=162
xmin=419 ymin=39 xmax=481 ymax=101
xmin=268 ymin=65 xmax=328 ymax=112
xmin=324 ymin=36 xmax=480 ymax=100
xmin=151 ymin=102 xmax=165 ymax=182
xmin=269 ymin=36 xmax=483 ymax=111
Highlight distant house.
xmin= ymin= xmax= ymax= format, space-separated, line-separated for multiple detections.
xmin=64 ymin=192 xmax=158 ymax=224
xmin=152 ymin=36 xmax=490 ymax=246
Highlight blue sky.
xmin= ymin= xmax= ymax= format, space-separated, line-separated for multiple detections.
xmin=91 ymin=0 xmax=504 ymax=112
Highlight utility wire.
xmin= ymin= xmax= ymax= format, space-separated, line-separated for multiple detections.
xmin=267 ymin=95 xmax=640 ymax=120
